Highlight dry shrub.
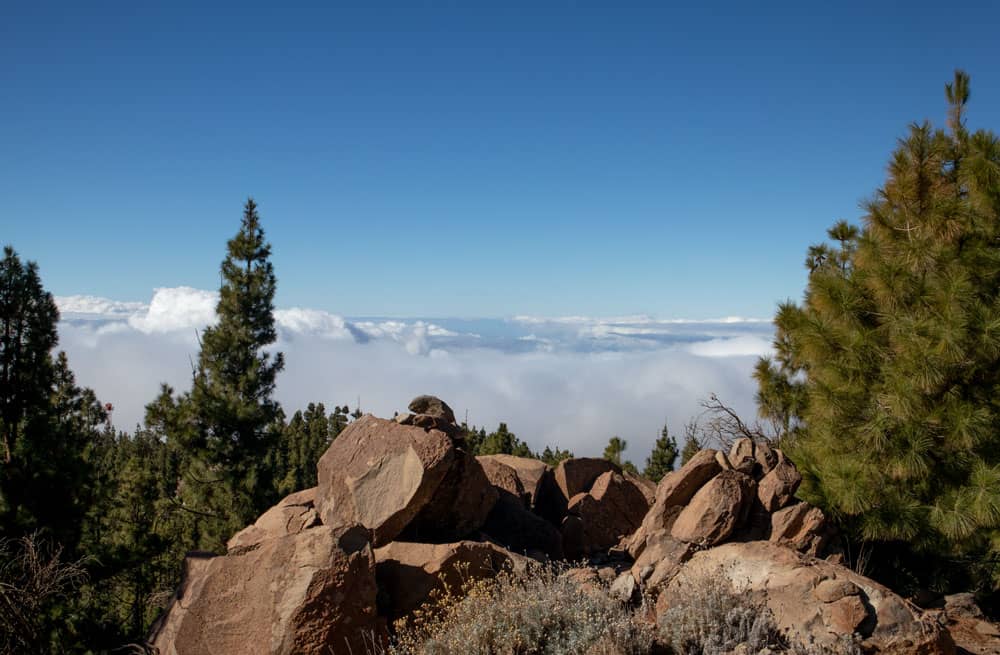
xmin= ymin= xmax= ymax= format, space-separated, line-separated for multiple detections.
xmin=656 ymin=569 xmax=862 ymax=655
xmin=381 ymin=565 xmax=653 ymax=655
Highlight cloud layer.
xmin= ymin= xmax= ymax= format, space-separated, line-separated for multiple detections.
xmin=55 ymin=287 xmax=774 ymax=464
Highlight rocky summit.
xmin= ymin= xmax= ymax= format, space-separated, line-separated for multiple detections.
xmin=150 ymin=397 xmax=968 ymax=654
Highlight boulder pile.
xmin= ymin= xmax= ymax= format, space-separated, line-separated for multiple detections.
xmin=149 ymin=396 xmax=961 ymax=655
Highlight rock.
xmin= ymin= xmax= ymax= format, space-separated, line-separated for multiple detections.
xmin=477 ymin=456 xmax=527 ymax=503
xmin=374 ymin=540 xmax=528 ymax=619
xmin=770 ymin=501 xmax=830 ymax=555
xmin=401 ymin=448 xmax=498 ymax=542
xmin=554 ymin=457 xmax=620 ymax=501
xmin=813 ymin=577 xmax=861 ymax=603
xmin=610 ymin=570 xmax=638 ymax=602
xmin=627 ymin=449 xmax=721 ymax=557
xmin=227 ymin=487 xmax=320 ymax=551
xmin=661 ymin=541 xmax=954 ymax=654
xmin=630 ymin=529 xmax=695 ymax=587
xmin=755 ymin=440 xmax=778 ymax=474
xmin=714 ymin=450 xmax=733 ymax=470
xmin=624 ymin=471 xmax=657 ymax=504
xmin=481 ymin=491 xmax=564 ymax=560
xmin=407 ymin=395 xmax=456 ymax=424
xmin=148 ymin=525 xmax=380 ymax=655
xmin=477 ymin=454 xmax=551 ymax=507
xmin=729 ymin=438 xmax=755 ymax=466
xmin=316 ymin=415 xmax=455 ymax=547
xmin=671 ymin=470 xmax=756 ymax=546
xmin=566 ymin=471 xmax=651 ymax=554
xmin=946 ymin=592 xmax=984 ymax=619
xmin=757 ymin=449 xmax=802 ymax=512
xmin=561 ymin=514 xmax=585 ymax=560
xmin=394 ymin=412 xmax=415 ymax=424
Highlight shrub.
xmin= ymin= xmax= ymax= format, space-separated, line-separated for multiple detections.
xmin=383 ymin=566 xmax=653 ymax=655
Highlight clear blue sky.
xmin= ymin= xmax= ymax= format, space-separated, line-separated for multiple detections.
xmin=2 ymin=1 xmax=998 ymax=317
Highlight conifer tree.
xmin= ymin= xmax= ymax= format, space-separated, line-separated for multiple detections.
xmin=644 ymin=423 xmax=678 ymax=482
xmin=680 ymin=432 xmax=701 ymax=466
xmin=603 ymin=436 xmax=638 ymax=474
xmin=755 ymin=71 xmax=1000 ymax=589
xmin=168 ymin=199 xmax=285 ymax=548
xmin=478 ymin=422 xmax=533 ymax=457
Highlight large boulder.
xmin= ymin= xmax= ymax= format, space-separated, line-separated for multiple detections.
xmin=374 ymin=540 xmax=529 ymax=619
xmin=407 ymin=394 xmax=457 ymax=424
xmin=476 ymin=454 xmax=551 ymax=508
xmin=757 ymin=449 xmax=802 ymax=512
xmin=400 ymin=448 xmax=498 ymax=542
xmin=661 ymin=541 xmax=954 ymax=654
xmin=670 ymin=470 xmax=756 ymax=546
xmin=477 ymin=456 xmax=527 ymax=503
xmin=555 ymin=457 xmax=619 ymax=501
xmin=148 ymin=525 xmax=381 ymax=655
xmin=316 ymin=415 xmax=455 ymax=547
xmin=630 ymin=529 xmax=695 ymax=587
xmin=566 ymin=471 xmax=651 ymax=554
xmin=770 ymin=500 xmax=831 ymax=556
xmin=227 ymin=487 xmax=320 ymax=551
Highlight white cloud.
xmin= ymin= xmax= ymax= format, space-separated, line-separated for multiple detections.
xmin=54 ymin=288 xmax=773 ymax=463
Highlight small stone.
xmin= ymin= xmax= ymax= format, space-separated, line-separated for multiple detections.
xmin=407 ymin=395 xmax=456 ymax=424
xmin=813 ymin=578 xmax=860 ymax=603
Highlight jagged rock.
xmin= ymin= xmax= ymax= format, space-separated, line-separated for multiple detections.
xmin=770 ymin=501 xmax=830 ymax=555
xmin=714 ymin=451 xmax=732 ymax=470
xmin=401 ymin=448 xmax=498 ymax=542
xmin=374 ymin=540 xmax=528 ymax=619
xmin=755 ymin=440 xmax=778 ymax=474
xmin=566 ymin=471 xmax=651 ymax=554
xmin=555 ymin=457 xmax=619 ymax=500
xmin=671 ymin=470 xmax=756 ymax=546
xmin=148 ymin=525 xmax=380 ymax=655
xmin=561 ymin=514 xmax=585 ymax=560
xmin=627 ymin=449 xmax=721 ymax=557
xmin=477 ymin=454 xmax=551 ymax=508
xmin=624 ymin=471 xmax=657 ymax=504
xmin=482 ymin=491 xmax=564 ymax=560
xmin=757 ymin=449 xmax=802 ymax=512
xmin=227 ymin=487 xmax=320 ymax=551
xmin=610 ymin=570 xmax=638 ymax=602
xmin=946 ymin=592 xmax=984 ymax=619
xmin=316 ymin=415 xmax=455 ymax=546
xmin=629 ymin=529 xmax=695 ymax=587
xmin=477 ymin=456 xmax=527 ymax=503
xmin=661 ymin=541 xmax=954 ymax=654
xmin=407 ymin=395 xmax=456 ymax=424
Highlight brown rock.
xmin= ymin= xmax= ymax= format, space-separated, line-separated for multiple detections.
xmin=755 ymin=440 xmax=778 ymax=474
xmin=375 ymin=540 xmax=529 ymax=619
xmin=715 ymin=450 xmax=733 ymax=470
xmin=555 ymin=457 xmax=619 ymax=500
xmin=729 ymin=438 xmax=755 ymax=466
xmin=402 ymin=448 xmax=498 ymax=542
xmin=227 ymin=487 xmax=320 ymax=551
xmin=477 ymin=454 xmax=551 ymax=506
xmin=477 ymin=456 xmax=527 ymax=503
xmin=671 ymin=470 xmax=756 ymax=546
xmin=630 ymin=529 xmax=695 ymax=588
xmin=407 ymin=395 xmax=456 ymax=424
xmin=561 ymin=514 xmax=585 ymax=560
xmin=770 ymin=501 xmax=830 ymax=555
xmin=316 ymin=415 xmax=455 ymax=547
xmin=481 ymin=491 xmax=564 ymax=560
xmin=757 ymin=449 xmax=802 ymax=512
xmin=624 ymin=471 xmax=657 ymax=505
xmin=567 ymin=471 xmax=651 ymax=554
xmin=149 ymin=525 xmax=380 ymax=655
xmin=627 ymin=449 xmax=721 ymax=557
xmin=662 ymin=541 xmax=954 ymax=654
xmin=813 ymin=577 xmax=861 ymax=603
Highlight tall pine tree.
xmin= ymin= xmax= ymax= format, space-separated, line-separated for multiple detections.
xmin=644 ymin=423 xmax=678 ymax=482
xmin=755 ymin=72 xmax=1000 ymax=591
xmin=166 ymin=199 xmax=285 ymax=549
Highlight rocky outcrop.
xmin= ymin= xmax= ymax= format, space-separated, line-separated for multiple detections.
xmin=316 ymin=415 xmax=456 ymax=547
xmin=659 ymin=541 xmax=954 ymax=654
xmin=477 ymin=455 xmax=527 ymax=502
xmin=566 ymin=470 xmax=650 ymax=554
xmin=374 ymin=540 xmax=529 ymax=619
xmin=670 ymin=469 xmax=756 ymax=546
xmin=149 ymin=525 xmax=381 ymax=655
xmin=482 ymin=490 xmax=564 ymax=560
xmin=227 ymin=487 xmax=319 ymax=551
xmin=477 ymin=454 xmax=551 ymax=508
xmin=555 ymin=457 xmax=619 ymax=501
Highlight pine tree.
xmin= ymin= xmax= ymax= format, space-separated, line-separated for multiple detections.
xmin=755 ymin=71 xmax=1000 ymax=590
xmin=166 ymin=199 xmax=285 ymax=549
xmin=644 ymin=423 xmax=679 ymax=482
xmin=603 ymin=436 xmax=638 ymax=474
xmin=680 ymin=431 xmax=701 ymax=466
xmin=478 ymin=422 xmax=533 ymax=457
xmin=540 ymin=445 xmax=573 ymax=466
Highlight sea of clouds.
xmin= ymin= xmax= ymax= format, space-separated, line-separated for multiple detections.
xmin=55 ymin=287 xmax=774 ymax=464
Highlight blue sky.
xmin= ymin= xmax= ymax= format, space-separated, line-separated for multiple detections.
xmin=3 ymin=1 xmax=999 ymax=317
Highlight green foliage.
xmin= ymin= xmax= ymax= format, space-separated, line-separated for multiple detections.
xmin=680 ymin=432 xmax=702 ymax=466
xmin=644 ymin=423 xmax=679 ymax=482
xmin=274 ymin=403 xmax=350 ymax=496
xmin=158 ymin=199 xmax=286 ymax=550
xmin=756 ymin=71 xmax=1000 ymax=591
xmin=603 ymin=436 xmax=638 ymax=474
xmin=539 ymin=445 xmax=574 ymax=467
xmin=475 ymin=422 xmax=534 ymax=458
